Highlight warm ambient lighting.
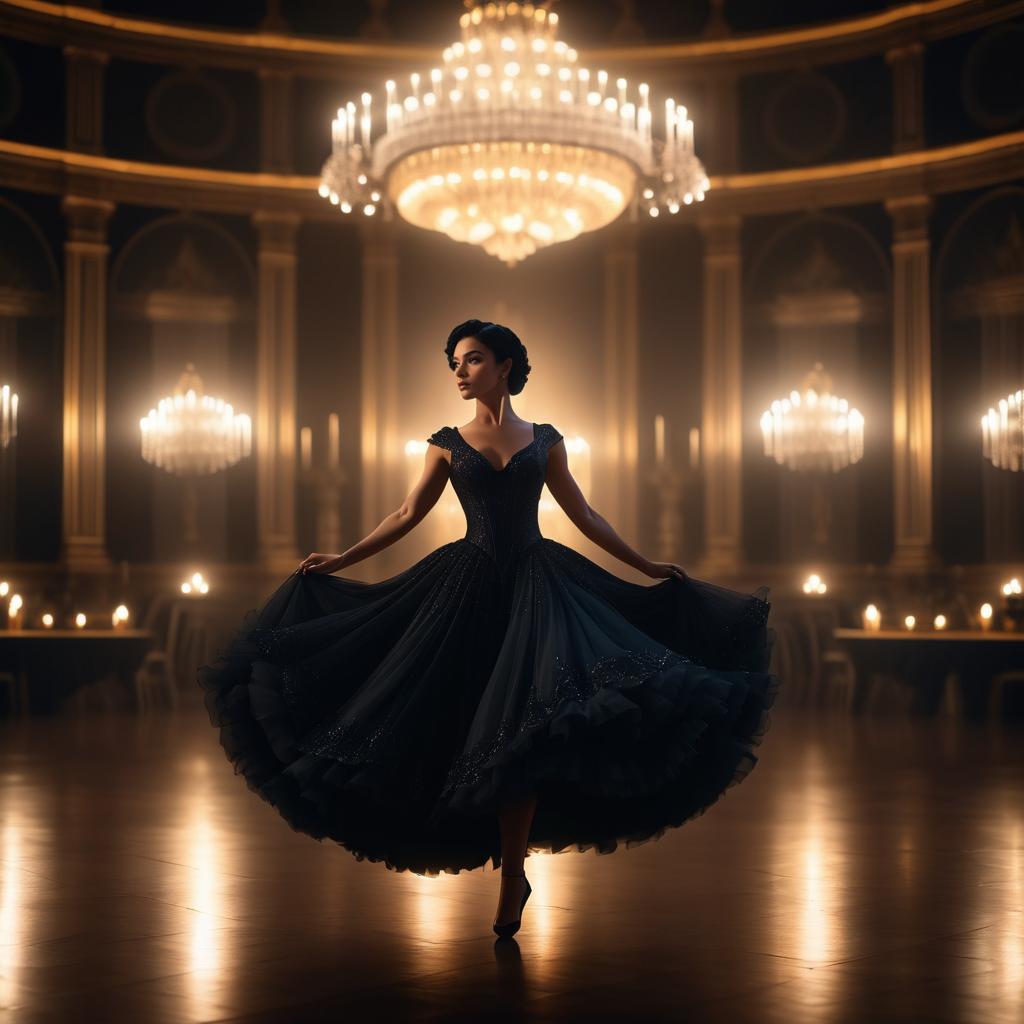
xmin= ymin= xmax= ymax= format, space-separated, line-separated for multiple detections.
xmin=0 ymin=580 xmax=8 ymax=598
xmin=0 ymin=383 xmax=17 ymax=448
xmin=181 ymin=571 xmax=210 ymax=596
xmin=933 ymin=614 xmax=947 ymax=630
xmin=140 ymin=363 xmax=252 ymax=476
xmin=41 ymin=612 xmax=54 ymax=628
xmin=318 ymin=1 xmax=708 ymax=265
xmin=6 ymin=593 xmax=22 ymax=631
xmin=112 ymin=604 xmax=130 ymax=630
xmin=863 ymin=603 xmax=881 ymax=631
xmin=801 ymin=573 xmax=827 ymax=595
xmin=760 ymin=363 xmax=864 ymax=473
xmin=904 ymin=614 xmax=916 ymax=631
xmin=1001 ymin=577 xmax=1022 ymax=596
xmin=981 ymin=388 xmax=1023 ymax=471
xmin=979 ymin=602 xmax=993 ymax=631
xmin=74 ymin=612 xmax=87 ymax=628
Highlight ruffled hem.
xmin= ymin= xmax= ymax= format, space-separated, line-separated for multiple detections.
xmin=200 ymin=624 xmax=779 ymax=876
xmin=433 ymin=654 xmax=781 ymax=863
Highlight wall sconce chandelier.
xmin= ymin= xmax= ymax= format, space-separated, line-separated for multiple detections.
xmin=981 ymin=388 xmax=1023 ymax=471
xmin=760 ymin=363 xmax=864 ymax=474
xmin=318 ymin=0 xmax=708 ymax=266
xmin=139 ymin=363 xmax=252 ymax=476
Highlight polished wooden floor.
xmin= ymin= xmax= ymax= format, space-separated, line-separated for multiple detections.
xmin=0 ymin=704 xmax=1021 ymax=1023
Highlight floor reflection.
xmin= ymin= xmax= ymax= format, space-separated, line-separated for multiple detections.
xmin=0 ymin=707 xmax=1021 ymax=1022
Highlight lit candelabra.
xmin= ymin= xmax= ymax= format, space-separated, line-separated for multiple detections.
xmin=139 ymin=363 xmax=252 ymax=476
xmin=318 ymin=0 xmax=708 ymax=266
xmin=1 ymin=383 xmax=17 ymax=448
xmin=981 ymin=388 xmax=1023 ymax=471
xmin=760 ymin=363 xmax=864 ymax=474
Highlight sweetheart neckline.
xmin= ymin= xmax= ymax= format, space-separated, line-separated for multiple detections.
xmin=452 ymin=423 xmax=539 ymax=473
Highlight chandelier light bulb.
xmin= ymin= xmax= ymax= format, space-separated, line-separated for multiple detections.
xmin=140 ymin=363 xmax=252 ymax=476
xmin=317 ymin=0 xmax=708 ymax=265
xmin=761 ymin=363 xmax=865 ymax=474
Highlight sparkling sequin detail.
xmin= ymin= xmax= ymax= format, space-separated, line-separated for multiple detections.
xmin=439 ymin=646 xmax=687 ymax=797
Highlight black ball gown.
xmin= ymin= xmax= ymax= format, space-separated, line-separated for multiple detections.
xmin=198 ymin=422 xmax=780 ymax=877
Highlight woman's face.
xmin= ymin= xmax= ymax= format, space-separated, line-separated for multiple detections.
xmin=451 ymin=338 xmax=510 ymax=399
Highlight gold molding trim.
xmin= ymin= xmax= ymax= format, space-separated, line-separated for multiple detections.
xmin=0 ymin=0 xmax=1022 ymax=77
xmin=0 ymin=131 xmax=1022 ymax=218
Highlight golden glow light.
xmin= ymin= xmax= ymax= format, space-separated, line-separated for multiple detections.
xmin=0 ymin=384 xmax=17 ymax=449
xmin=904 ymin=614 xmax=916 ymax=631
xmin=801 ymin=573 xmax=827 ymax=595
xmin=1001 ymin=577 xmax=1022 ymax=596
xmin=74 ymin=613 xmax=87 ymax=628
xmin=933 ymin=613 xmax=947 ymax=630
xmin=980 ymin=602 xmax=993 ymax=631
xmin=181 ymin=571 xmax=210 ymax=596
xmin=761 ymin=363 xmax=864 ymax=474
xmin=140 ymin=364 xmax=252 ymax=476
xmin=982 ymin=388 xmax=1023 ymax=471
xmin=863 ymin=603 xmax=881 ymax=631
xmin=318 ymin=1 xmax=707 ymax=265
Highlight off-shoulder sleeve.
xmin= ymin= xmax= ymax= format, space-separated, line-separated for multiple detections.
xmin=426 ymin=427 xmax=454 ymax=452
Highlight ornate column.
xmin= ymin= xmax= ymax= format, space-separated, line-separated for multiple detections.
xmin=61 ymin=196 xmax=114 ymax=573
xmin=697 ymin=214 xmax=744 ymax=575
xmin=602 ymin=218 xmax=640 ymax=547
xmin=359 ymin=219 xmax=401 ymax=540
xmin=64 ymin=46 xmax=107 ymax=154
xmin=886 ymin=42 xmax=925 ymax=154
xmin=887 ymin=195 xmax=937 ymax=570
xmin=253 ymin=211 xmax=300 ymax=573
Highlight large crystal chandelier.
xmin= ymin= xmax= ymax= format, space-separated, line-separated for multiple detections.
xmin=982 ymin=388 xmax=1023 ymax=471
xmin=760 ymin=363 xmax=864 ymax=473
xmin=318 ymin=0 xmax=708 ymax=266
xmin=139 ymin=363 xmax=252 ymax=475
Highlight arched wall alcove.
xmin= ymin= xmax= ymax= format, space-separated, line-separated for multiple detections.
xmin=743 ymin=209 xmax=891 ymax=566
xmin=108 ymin=212 xmax=257 ymax=564
xmin=0 ymin=195 xmax=61 ymax=562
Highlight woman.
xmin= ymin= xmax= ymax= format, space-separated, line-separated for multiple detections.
xmin=198 ymin=319 xmax=778 ymax=940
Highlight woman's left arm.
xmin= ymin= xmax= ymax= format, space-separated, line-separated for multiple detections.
xmin=543 ymin=439 xmax=685 ymax=581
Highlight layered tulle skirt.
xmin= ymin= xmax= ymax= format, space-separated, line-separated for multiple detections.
xmin=197 ymin=538 xmax=779 ymax=876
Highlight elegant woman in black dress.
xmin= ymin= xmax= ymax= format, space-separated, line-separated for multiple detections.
xmin=198 ymin=319 xmax=778 ymax=940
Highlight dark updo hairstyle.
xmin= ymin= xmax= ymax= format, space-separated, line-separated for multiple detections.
xmin=445 ymin=319 xmax=532 ymax=396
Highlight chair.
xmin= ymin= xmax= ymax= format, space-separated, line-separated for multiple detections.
xmin=134 ymin=601 xmax=185 ymax=712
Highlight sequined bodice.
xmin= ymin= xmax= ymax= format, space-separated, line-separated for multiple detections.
xmin=426 ymin=422 xmax=563 ymax=578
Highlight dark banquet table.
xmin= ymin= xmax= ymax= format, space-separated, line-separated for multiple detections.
xmin=832 ymin=627 xmax=1024 ymax=718
xmin=0 ymin=629 xmax=156 ymax=713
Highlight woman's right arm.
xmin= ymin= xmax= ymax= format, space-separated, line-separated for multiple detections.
xmin=299 ymin=442 xmax=451 ymax=574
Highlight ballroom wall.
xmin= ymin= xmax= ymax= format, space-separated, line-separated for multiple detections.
xmin=0 ymin=0 xmax=1022 ymax=596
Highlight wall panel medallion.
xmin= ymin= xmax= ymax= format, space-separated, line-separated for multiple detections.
xmin=763 ymin=70 xmax=846 ymax=164
xmin=145 ymin=69 xmax=236 ymax=163
xmin=962 ymin=24 xmax=1024 ymax=131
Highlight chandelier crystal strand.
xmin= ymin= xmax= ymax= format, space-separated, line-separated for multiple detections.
xmin=139 ymin=364 xmax=252 ymax=476
xmin=318 ymin=0 xmax=708 ymax=266
xmin=760 ymin=363 xmax=865 ymax=474
xmin=982 ymin=388 xmax=1024 ymax=471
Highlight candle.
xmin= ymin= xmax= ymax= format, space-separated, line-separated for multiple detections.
xmin=689 ymin=427 xmax=700 ymax=469
xmin=41 ymin=612 xmax=54 ymax=629
xmin=75 ymin=612 xmax=87 ymax=629
xmin=361 ymin=92 xmax=372 ymax=149
xmin=300 ymin=426 xmax=312 ymax=471
xmin=933 ymin=613 xmax=947 ymax=630
xmin=328 ymin=413 xmax=340 ymax=469
xmin=7 ymin=594 xmax=22 ymax=632
xmin=863 ymin=604 xmax=881 ymax=631
xmin=903 ymin=614 xmax=916 ymax=631
xmin=979 ymin=602 xmax=993 ymax=631
xmin=113 ymin=604 xmax=129 ymax=631
xmin=654 ymin=414 xmax=665 ymax=467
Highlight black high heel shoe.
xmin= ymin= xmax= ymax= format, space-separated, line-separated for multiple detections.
xmin=493 ymin=872 xmax=532 ymax=939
